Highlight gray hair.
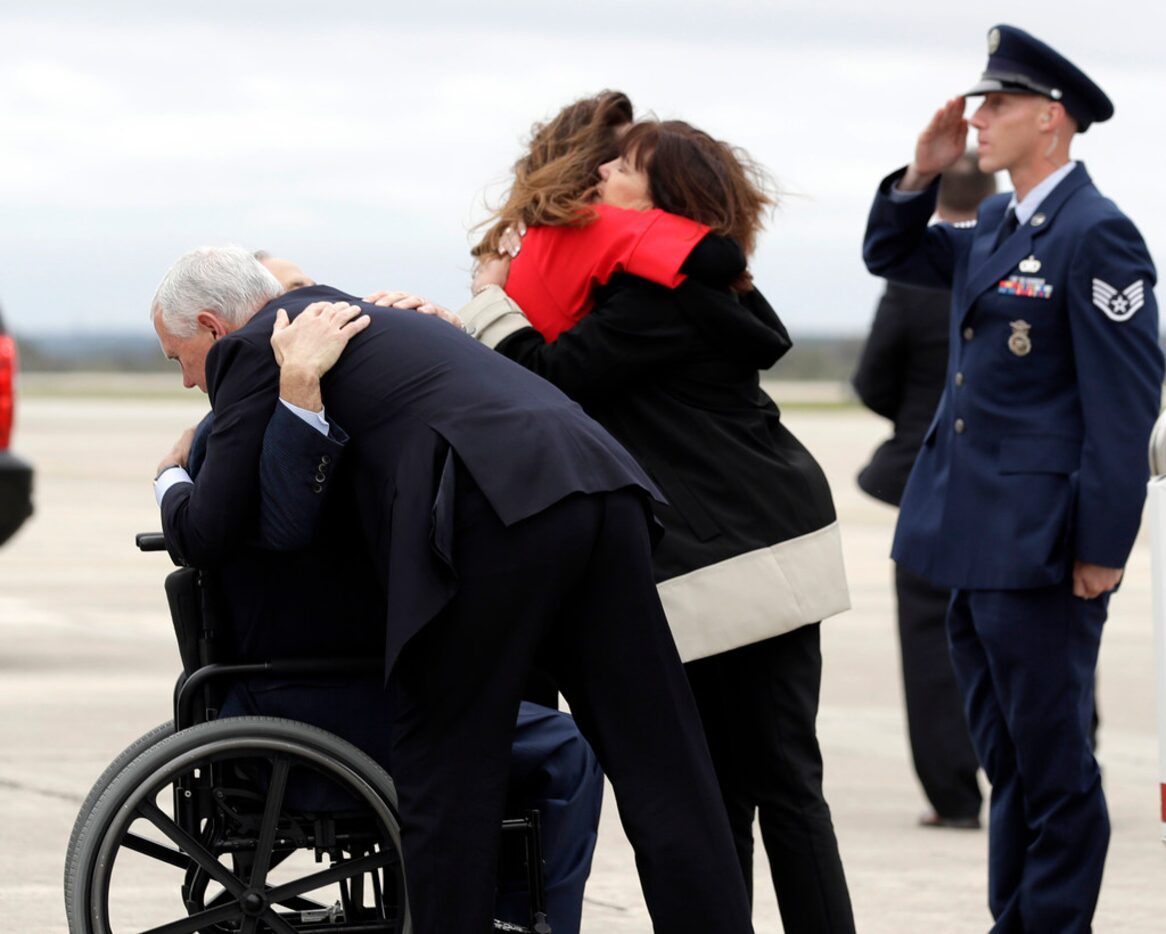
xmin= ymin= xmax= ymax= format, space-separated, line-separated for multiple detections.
xmin=151 ymin=245 xmax=283 ymax=337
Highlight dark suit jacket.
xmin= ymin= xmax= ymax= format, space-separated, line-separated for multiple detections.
xmin=864 ymin=164 xmax=1163 ymax=588
xmin=852 ymin=281 xmax=950 ymax=507
xmin=186 ymin=410 xmax=383 ymax=665
xmin=161 ymin=285 xmax=656 ymax=675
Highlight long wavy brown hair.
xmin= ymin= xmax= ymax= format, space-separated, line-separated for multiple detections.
xmin=620 ymin=120 xmax=776 ymax=261
xmin=471 ymin=90 xmax=634 ymax=258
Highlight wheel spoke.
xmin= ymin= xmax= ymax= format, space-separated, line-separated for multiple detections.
xmin=136 ymin=799 xmax=247 ymax=898
xmin=138 ymin=899 xmax=244 ymax=934
xmin=119 ymin=831 xmax=190 ymax=870
xmin=249 ymin=756 xmax=290 ymax=889
xmin=265 ymin=850 xmax=394 ymax=903
xmin=260 ymin=906 xmax=301 ymax=934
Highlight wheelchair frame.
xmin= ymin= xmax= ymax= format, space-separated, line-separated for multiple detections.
xmin=63 ymin=534 xmax=552 ymax=934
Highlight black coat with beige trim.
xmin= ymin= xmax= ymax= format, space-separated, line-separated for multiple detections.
xmin=475 ymin=275 xmax=850 ymax=661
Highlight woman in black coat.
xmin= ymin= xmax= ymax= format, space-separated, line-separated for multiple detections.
xmin=463 ymin=119 xmax=854 ymax=931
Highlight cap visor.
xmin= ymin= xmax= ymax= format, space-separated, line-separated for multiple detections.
xmin=964 ymin=77 xmax=1034 ymax=97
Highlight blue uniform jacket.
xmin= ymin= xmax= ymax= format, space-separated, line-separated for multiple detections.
xmin=863 ymin=164 xmax=1163 ymax=589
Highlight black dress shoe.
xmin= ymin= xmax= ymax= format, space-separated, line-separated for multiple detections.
xmin=918 ymin=811 xmax=981 ymax=830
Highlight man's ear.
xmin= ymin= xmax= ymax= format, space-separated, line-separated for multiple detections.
xmin=1041 ymin=102 xmax=1069 ymax=132
xmin=196 ymin=310 xmax=229 ymax=340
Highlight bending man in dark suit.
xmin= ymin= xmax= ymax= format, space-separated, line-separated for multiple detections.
xmin=150 ymin=245 xmax=754 ymax=934
xmin=162 ymin=405 xmax=603 ymax=934
xmin=853 ymin=152 xmax=995 ymax=829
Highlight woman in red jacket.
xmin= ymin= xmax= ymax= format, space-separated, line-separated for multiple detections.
xmin=469 ymin=91 xmax=744 ymax=339
xmin=463 ymin=118 xmax=855 ymax=932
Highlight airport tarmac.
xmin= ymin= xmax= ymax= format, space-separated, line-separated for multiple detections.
xmin=1 ymin=379 xmax=1163 ymax=932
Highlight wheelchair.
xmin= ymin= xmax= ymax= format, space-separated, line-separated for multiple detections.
xmin=63 ymin=533 xmax=552 ymax=934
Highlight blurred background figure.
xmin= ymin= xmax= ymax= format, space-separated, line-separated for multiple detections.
xmin=852 ymin=151 xmax=995 ymax=829
xmin=0 ymin=301 xmax=33 ymax=548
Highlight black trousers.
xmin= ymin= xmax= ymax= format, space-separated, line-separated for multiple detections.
xmin=686 ymin=625 xmax=855 ymax=934
xmin=895 ymin=564 xmax=983 ymax=820
xmin=388 ymin=484 xmax=753 ymax=934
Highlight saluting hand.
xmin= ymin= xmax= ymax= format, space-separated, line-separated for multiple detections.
xmin=902 ymin=97 xmax=969 ymax=191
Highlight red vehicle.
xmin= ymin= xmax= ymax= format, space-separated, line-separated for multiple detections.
xmin=0 ymin=304 xmax=33 ymax=546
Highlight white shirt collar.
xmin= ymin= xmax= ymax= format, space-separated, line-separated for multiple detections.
xmin=1009 ymin=161 xmax=1077 ymax=225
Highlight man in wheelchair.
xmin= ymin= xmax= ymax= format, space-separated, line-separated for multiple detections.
xmin=148 ymin=247 xmax=755 ymax=934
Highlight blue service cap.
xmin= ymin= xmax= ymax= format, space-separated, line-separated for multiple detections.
xmin=963 ymin=25 xmax=1113 ymax=132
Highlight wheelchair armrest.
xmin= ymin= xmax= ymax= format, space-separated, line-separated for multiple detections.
xmin=136 ymin=532 xmax=168 ymax=552
xmin=175 ymin=658 xmax=384 ymax=730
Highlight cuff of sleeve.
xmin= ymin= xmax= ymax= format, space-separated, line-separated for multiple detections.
xmin=154 ymin=466 xmax=193 ymax=506
xmin=459 ymin=285 xmax=533 ymax=349
xmin=882 ymin=164 xmax=940 ymax=203
xmin=280 ymin=398 xmax=331 ymax=437
xmin=888 ymin=184 xmax=927 ymax=203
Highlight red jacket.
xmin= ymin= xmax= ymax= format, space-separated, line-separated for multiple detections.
xmin=506 ymin=204 xmax=708 ymax=340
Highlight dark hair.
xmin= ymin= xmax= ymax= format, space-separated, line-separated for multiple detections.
xmin=938 ymin=151 xmax=997 ymax=216
xmin=472 ymin=90 xmax=634 ymax=258
xmin=620 ymin=120 xmax=776 ymax=263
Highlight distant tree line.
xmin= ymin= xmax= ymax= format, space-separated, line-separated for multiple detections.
xmin=17 ymin=335 xmax=172 ymax=372
xmin=16 ymin=333 xmax=868 ymax=381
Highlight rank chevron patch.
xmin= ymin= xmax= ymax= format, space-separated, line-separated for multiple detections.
xmin=1092 ymin=278 xmax=1145 ymax=321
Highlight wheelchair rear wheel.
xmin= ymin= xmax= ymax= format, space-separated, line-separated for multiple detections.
xmin=65 ymin=720 xmax=176 ymax=892
xmin=64 ymin=716 xmax=410 ymax=933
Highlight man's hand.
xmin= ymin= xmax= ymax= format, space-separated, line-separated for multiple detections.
xmin=156 ymin=425 xmax=196 ymax=479
xmin=271 ymin=301 xmax=369 ymax=372
xmin=901 ymin=97 xmax=969 ymax=191
xmin=271 ymin=301 xmax=370 ymax=411
xmin=1072 ymin=561 xmax=1123 ymax=600
xmin=363 ymin=291 xmax=464 ymax=329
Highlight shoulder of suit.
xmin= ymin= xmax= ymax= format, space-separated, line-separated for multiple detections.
xmin=1055 ymin=185 xmax=1140 ymax=238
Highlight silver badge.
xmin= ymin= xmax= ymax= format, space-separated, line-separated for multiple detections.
xmin=988 ymin=28 xmax=1000 ymax=53
xmin=1008 ymin=320 xmax=1032 ymax=356
xmin=1018 ymin=255 xmax=1041 ymax=274
xmin=1030 ymin=213 xmax=1047 ymax=227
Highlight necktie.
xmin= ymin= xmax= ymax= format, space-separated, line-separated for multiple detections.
xmin=994 ymin=207 xmax=1018 ymax=250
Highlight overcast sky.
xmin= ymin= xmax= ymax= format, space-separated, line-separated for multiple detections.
xmin=2 ymin=0 xmax=1162 ymax=339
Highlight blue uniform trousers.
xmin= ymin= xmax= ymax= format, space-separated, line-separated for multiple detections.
xmin=947 ymin=583 xmax=1108 ymax=933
